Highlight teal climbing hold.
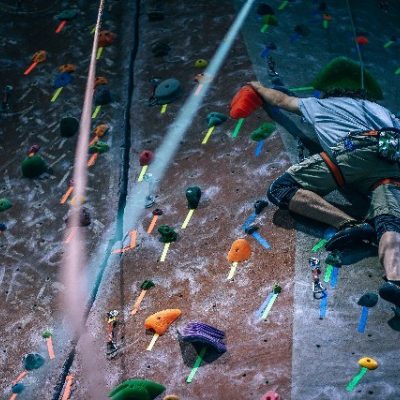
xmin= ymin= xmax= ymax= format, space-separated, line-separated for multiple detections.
xmin=56 ymin=9 xmax=78 ymax=21
xmin=154 ymin=78 xmax=181 ymax=105
xmin=21 ymin=155 xmax=47 ymax=178
xmin=186 ymin=186 xmax=201 ymax=209
xmin=250 ymin=122 xmax=276 ymax=141
xmin=0 ymin=198 xmax=12 ymax=212
xmin=109 ymin=379 xmax=165 ymax=400
xmin=23 ymin=353 xmax=45 ymax=371
xmin=158 ymin=225 xmax=177 ymax=243
xmin=207 ymin=112 xmax=227 ymax=128
xmin=89 ymin=141 xmax=109 ymax=154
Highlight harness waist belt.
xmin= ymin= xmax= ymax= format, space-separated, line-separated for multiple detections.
xmin=371 ymin=178 xmax=400 ymax=191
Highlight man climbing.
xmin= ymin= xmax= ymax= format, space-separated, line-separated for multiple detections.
xmin=248 ymin=57 xmax=400 ymax=309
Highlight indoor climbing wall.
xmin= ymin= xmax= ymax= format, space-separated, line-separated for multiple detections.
xmin=1 ymin=0 xmax=400 ymax=399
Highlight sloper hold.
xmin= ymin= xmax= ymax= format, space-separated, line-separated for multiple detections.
xmin=158 ymin=225 xmax=177 ymax=243
xmin=109 ymin=379 xmax=165 ymax=400
xmin=186 ymin=186 xmax=201 ymax=209
xmin=312 ymin=57 xmax=383 ymax=100
xmin=60 ymin=116 xmax=79 ymax=137
xmin=357 ymin=292 xmax=378 ymax=308
xmin=206 ymin=112 xmax=227 ymax=128
xmin=0 ymin=198 xmax=12 ymax=212
xmin=227 ymin=238 xmax=251 ymax=263
xmin=21 ymin=155 xmax=47 ymax=178
xmin=154 ymin=78 xmax=182 ymax=105
xmin=144 ymin=309 xmax=182 ymax=335
xmin=250 ymin=122 xmax=276 ymax=141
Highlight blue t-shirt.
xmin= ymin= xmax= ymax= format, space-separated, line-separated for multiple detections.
xmin=298 ymin=97 xmax=400 ymax=155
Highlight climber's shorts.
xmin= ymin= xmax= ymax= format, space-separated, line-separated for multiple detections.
xmin=286 ymin=135 xmax=400 ymax=220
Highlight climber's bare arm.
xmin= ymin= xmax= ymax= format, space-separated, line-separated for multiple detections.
xmin=248 ymin=81 xmax=301 ymax=115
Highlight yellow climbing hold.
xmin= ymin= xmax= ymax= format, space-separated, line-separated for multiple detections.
xmin=358 ymin=357 xmax=378 ymax=370
xmin=194 ymin=59 xmax=208 ymax=68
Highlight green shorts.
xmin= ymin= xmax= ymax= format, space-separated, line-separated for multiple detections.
xmin=287 ymin=135 xmax=400 ymax=220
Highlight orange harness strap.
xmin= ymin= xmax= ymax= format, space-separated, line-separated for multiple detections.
xmin=371 ymin=178 xmax=400 ymax=191
xmin=319 ymin=152 xmax=345 ymax=189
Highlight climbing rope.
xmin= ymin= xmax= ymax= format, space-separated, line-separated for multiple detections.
xmin=345 ymin=0 xmax=365 ymax=90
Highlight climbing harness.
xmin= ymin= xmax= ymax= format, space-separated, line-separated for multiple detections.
xmin=309 ymin=257 xmax=326 ymax=299
xmin=319 ymin=151 xmax=345 ymax=188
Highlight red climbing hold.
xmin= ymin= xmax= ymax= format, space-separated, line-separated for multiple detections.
xmin=229 ymin=85 xmax=263 ymax=119
xmin=356 ymin=36 xmax=369 ymax=45
xmin=139 ymin=150 xmax=154 ymax=166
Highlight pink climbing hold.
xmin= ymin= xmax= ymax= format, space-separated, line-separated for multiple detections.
xmin=260 ymin=391 xmax=280 ymax=400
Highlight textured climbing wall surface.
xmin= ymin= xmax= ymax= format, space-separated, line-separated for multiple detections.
xmin=0 ymin=0 xmax=128 ymax=398
xmin=235 ymin=0 xmax=400 ymax=399
xmin=1 ymin=0 xmax=400 ymax=399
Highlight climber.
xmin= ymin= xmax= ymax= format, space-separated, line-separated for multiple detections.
xmin=249 ymin=57 xmax=400 ymax=308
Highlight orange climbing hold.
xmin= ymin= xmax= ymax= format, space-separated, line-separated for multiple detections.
xmin=95 ymin=76 xmax=109 ymax=88
xmin=98 ymin=31 xmax=116 ymax=48
xmin=229 ymin=85 xmax=263 ymax=119
xmin=58 ymin=64 xmax=76 ymax=73
xmin=227 ymin=238 xmax=252 ymax=263
xmin=144 ymin=309 xmax=182 ymax=335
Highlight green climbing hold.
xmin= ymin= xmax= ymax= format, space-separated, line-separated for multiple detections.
xmin=186 ymin=186 xmax=201 ymax=209
xmin=250 ymin=122 xmax=276 ymax=141
xmin=357 ymin=293 xmax=378 ymax=308
xmin=60 ymin=116 xmax=79 ymax=137
xmin=109 ymin=379 xmax=165 ymax=400
xmin=42 ymin=330 xmax=52 ymax=339
xmin=158 ymin=225 xmax=177 ymax=243
xmin=23 ymin=353 xmax=45 ymax=371
xmin=273 ymin=283 xmax=282 ymax=294
xmin=312 ymin=57 xmax=383 ymax=100
xmin=56 ymin=9 xmax=78 ymax=21
xmin=262 ymin=15 xmax=278 ymax=26
xmin=140 ymin=280 xmax=155 ymax=290
xmin=207 ymin=112 xmax=227 ymax=128
xmin=89 ymin=141 xmax=109 ymax=154
xmin=0 ymin=198 xmax=12 ymax=212
xmin=325 ymin=250 xmax=342 ymax=267
xmin=21 ymin=155 xmax=47 ymax=178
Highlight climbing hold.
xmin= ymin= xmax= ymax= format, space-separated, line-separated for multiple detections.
xmin=93 ymin=123 xmax=109 ymax=138
xmin=358 ymin=293 xmax=378 ymax=308
xmin=42 ymin=330 xmax=52 ymax=339
xmin=179 ymin=322 xmax=227 ymax=353
xmin=312 ymin=57 xmax=383 ymax=100
xmin=151 ymin=41 xmax=171 ymax=57
xmin=356 ymin=35 xmax=369 ymax=45
xmin=186 ymin=186 xmax=201 ymax=209
xmin=58 ymin=64 xmax=76 ymax=73
xmin=230 ymin=85 xmax=263 ymax=119
xmin=60 ymin=116 xmax=79 ymax=138
xmin=194 ymin=59 xmax=208 ymax=68
xmin=273 ymin=283 xmax=282 ymax=294
xmin=158 ymin=225 xmax=177 ymax=243
xmin=89 ymin=140 xmax=109 ymax=154
xmin=144 ymin=309 xmax=182 ymax=335
xmin=254 ymin=199 xmax=269 ymax=214
xmin=109 ymin=379 xmax=165 ymax=400
xmin=21 ymin=155 xmax=47 ymax=178
xmin=12 ymin=383 xmax=25 ymax=394
xmin=0 ymin=223 xmax=7 ymax=231
xmin=56 ymin=9 xmax=78 ymax=21
xmin=227 ymin=238 xmax=251 ymax=263
xmin=262 ymin=14 xmax=278 ymax=26
xmin=257 ymin=4 xmax=275 ymax=15
xmin=164 ymin=395 xmax=180 ymax=400
xmin=154 ymin=78 xmax=182 ymax=105
xmin=206 ymin=112 xmax=227 ymax=128
xmin=0 ymin=198 xmax=12 ymax=212
xmin=27 ymin=144 xmax=40 ymax=156
xmin=244 ymin=225 xmax=259 ymax=235
xmin=139 ymin=150 xmax=154 ymax=166
xmin=141 ymin=280 xmax=155 ymax=290
xmin=32 ymin=50 xmax=47 ymax=64
xmin=260 ymin=391 xmax=280 ymax=400
xmin=23 ymin=353 xmax=45 ymax=371
xmin=250 ymin=122 xmax=276 ymax=141
xmin=153 ymin=208 xmax=163 ymax=216
xmin=95 ymin=76 xmax=108 ymax=88
xmin=70 ymin=195 xmax=86 ymax=207
xmin=358 ymin=357 xmax=378 ymax=370
xmin=98 ymin=31 xmax=116 ymax=48
xmin=95 ymin=86 xmax=112 ymax=106
xmin=325 ymin=251 xmax=342 ymax=267
xmin=147 ymin=10 xmax=165 ymax=21
xmin=54 ymin=72 xmax=73 ymax=89
xmin=66 ymin=207 xmax=91 ymax=227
